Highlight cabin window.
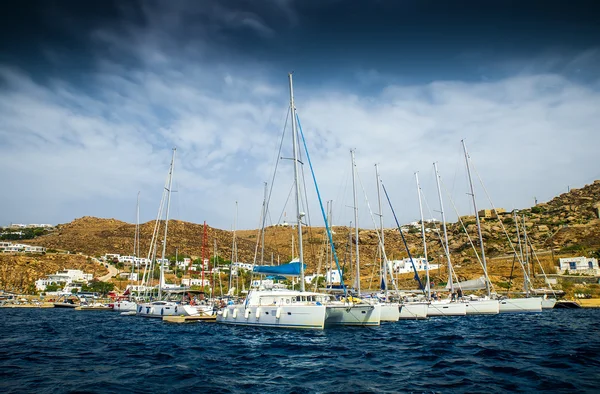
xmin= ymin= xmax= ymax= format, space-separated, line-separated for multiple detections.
xmin=569 ymin=262 xmax=577 ymax=270
xmin=286 ymin=299 xmax=290 ymax=304
xmin=589 ymin=261 xmax=594 ymax=269
xmin=292 ymin=297 xmax=297 ymax=302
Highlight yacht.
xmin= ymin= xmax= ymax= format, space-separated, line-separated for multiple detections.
xmin=217 ymin=289 xmax=327 ymax=329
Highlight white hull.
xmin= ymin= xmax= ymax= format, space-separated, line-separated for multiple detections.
xmin=464 ymin=299 xmax=499 ymax=315
xmin=113 ymin=300 xmax=138 ymax=312
xmin=325 ymin=303 xmax=381 ymax=326
xmin=137 ymin=301 xmax=186 ymax=318
xmin=379 ymin=303 xmax=400 ymax=322
xmin=399 ymin=302 xmax=428 ymax=320
xmin=216 ymin=304 xmax=327 ymax=329
xmin=541 ymin=298 xmax=557 ymax=309
xmin=183 ymin=304 xmax=215 ymax=316
xmin=498 ymin=297 xmax=542 ymax=313
xmin=427 ymin=301 xmax=467 ymax=316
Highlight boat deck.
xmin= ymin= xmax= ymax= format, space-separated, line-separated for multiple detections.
xmin=162 ymin=315 xmax=217 ymax=323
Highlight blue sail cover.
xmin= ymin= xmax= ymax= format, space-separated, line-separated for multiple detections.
xmin=253 ymin=262 xmax=306 ymax=277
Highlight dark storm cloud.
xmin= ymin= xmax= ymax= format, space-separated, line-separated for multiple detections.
xmin=2 ymin=0 xmax=599 ymax=85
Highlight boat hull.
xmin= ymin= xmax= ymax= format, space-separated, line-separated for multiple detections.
xmin=541 ymin=298 xmax=557 ymax=309
xmin=113 ymin=300 xmax=138 ymax=312
xmin=399 ymin=302 xmax=428 ymax=319
xmin=216 ymin=304 xmax=327 ymax=329
xmin=137 ymin=302 xmax=186 ymax=318
xmin=379 ymin=303 xmax=400 ymax=322
xmin=325 ymin=303 xmax=381 ymax=326
xmin=427 ymin=301 xmax=466 ymax=316
xmin=464 ymin=299 xmax=499 ymax=315
xmin=498 ymin=297 xmax=542 ymax=313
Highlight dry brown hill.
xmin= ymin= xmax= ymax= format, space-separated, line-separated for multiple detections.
xmin=0 ymin=254 xmax=107 ymax=293
xmin=13 ymin=180 xmax=600 ymax=293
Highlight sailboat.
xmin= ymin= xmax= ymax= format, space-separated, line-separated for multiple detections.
xmin=322 ymin=150 xmax=381 ymax=327
xmin=461 ymin=140 xmax=540 ymax=313
xmin=114 ymin=192 xmax=141 ymax=313
xmin=216 ymin=74 xmax=328 ymax=329
xmin=136 ymin=148 xmax=203 ymax=318
xmin=418 ymin=167 xmax=466 ymax=317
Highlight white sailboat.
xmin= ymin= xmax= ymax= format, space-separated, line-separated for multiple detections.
xmin=323 ymin=150 xmax=381 ymax=327
xmin=424 ymin=164 xmax=466 ymax=317
xmin=114 ymin=192 xmax=141 ymax=313
xmin=137 ymin=148 xmax=190 ymax=318
xmin=461 ymin=140 xmax=540 ymax=313
xmin=217 ymin=73 xmax=328 ymax=329
xmin=458 ymin=146 xmax=500 ymax=315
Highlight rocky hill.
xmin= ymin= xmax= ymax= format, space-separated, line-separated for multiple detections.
xmin=12 ymin=180 xmax=600 ymax=293
xmin=0 ymin=254 xmax=108 ymax=293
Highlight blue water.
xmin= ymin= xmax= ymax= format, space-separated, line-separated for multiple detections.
xmin=1 ymin=309 xmax=599 ymax=393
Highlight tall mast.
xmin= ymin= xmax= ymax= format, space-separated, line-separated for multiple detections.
xmin=523 ymin=214 xmax=531 ymax=296
xmin=229 ymin=201 xmax=237 ymax=295
xmin=375 ymin=164 xmax=387 ymax=297
xmin=201 ymin=221 xmax=207 ymax=290
xmin=514 ymin=210 xmax=527 ymax=295
xmin=462 ymin=140 xmax=491 ymax=297
xmin=260 ymin=182 xmax=268 ymax=265
xmin=133 ymin=191 xmax=140 ymax=285
xmin=434 ymin=161 xmax=453 ymax=294
xmin=288 ymin=73 xmax=305 ymax=291
xmin=159 ymin=147 xmax=176 ymax=299
xmin=351 ymin=149 xmax=360 ymax=295
xmin=415 ymin=172 xmax=431 ymax=299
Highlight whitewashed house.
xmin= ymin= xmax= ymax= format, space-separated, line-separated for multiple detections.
xmin=35 ymin=269 xmax=93 ymax=291
xmin=389 ymin=258 xmax=439 ymax=274
xmin=181 ymin=278 xmax=211 ymax=287
xmin=558 ymin=257 xmax=599 ymax=275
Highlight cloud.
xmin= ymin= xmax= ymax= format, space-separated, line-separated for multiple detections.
xmin=1 ymin=2 xmax=599 ymax=231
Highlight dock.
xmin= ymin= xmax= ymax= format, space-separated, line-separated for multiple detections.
xmin=577 ymin=299 xmax=600 ymax=308
xmin=162 ymin=315 xmax=217 ymax=323
xmin=74 ymin=306 xmax=112 ymax=311
xmin=0 ymin=303 xmax=55 ymax=308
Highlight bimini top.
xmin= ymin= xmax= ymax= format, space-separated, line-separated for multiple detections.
xmin=253 ymin=261 xmax=306 ymax=277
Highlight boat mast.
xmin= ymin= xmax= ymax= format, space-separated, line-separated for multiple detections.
xmin=375 ymin=164 xmax=387 ymax=298
xmin=522 ymin=214 xmax=532 ymax=294
xmin=260 ymin=182 xmax=268 ymax=265
xmin=159 ymin=148 xmax=176 ymax=299
xmin=415 ymin=172 xmax=431 ymax=299
xmin=133 ymin=191 xmax=140 ymax=290
xmin=514 ymin=210 xmax=527 ymax=295
xmin=288 ymin=73 xmax=305 ymax=291
xmin=433 ymin=161 xmax=453 ymax=294
xmin=351 ymin=149 xmax=360 ymax=295
xmin=462 ymin=140 xmax=491 ymax=297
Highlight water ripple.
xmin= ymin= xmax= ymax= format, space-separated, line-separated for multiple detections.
xmin=1 ymin=309 xmax=599 ymax=393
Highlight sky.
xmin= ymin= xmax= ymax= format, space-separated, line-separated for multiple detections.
xmin=1 ymin=0 xmax=599 ymax=230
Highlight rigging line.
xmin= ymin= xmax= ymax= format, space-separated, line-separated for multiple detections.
xmin=525 ymin=228 xmax=557 ymax=297
xmin=381 ymin=181 xmax=426 ymax=293
xmin=420 ymin=190 xmax=463 ymax=292
xmin=439 ymin=176 xmax=495 ymax=293
xmin=277 ymin=182 xmax=295 ymax=226
xmin=355 ymin=167 xmax=398 ymax=291
xmin=296 ymin=113 xmax=347 ymax=295
xmin=468 ymin=154 xmax=535 ymax=289
xmin=264 ymin=106 xmax=290 ymax=228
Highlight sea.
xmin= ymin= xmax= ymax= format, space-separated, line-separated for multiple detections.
xmin=1 ymin=308 xmax=599 ymax=393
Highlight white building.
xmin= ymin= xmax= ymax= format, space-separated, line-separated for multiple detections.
xmin=181 ymin=278 xmax=211 ymax=287
xmin=35 ymin=269 xmax=94 ymax=291
xmin=0 ymin=242 xmax=46 ymax=253
xmin=558 ymin=257 xmax=599 ymax=275
xmin=389 ymin=258 xmax=439 ymax=274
